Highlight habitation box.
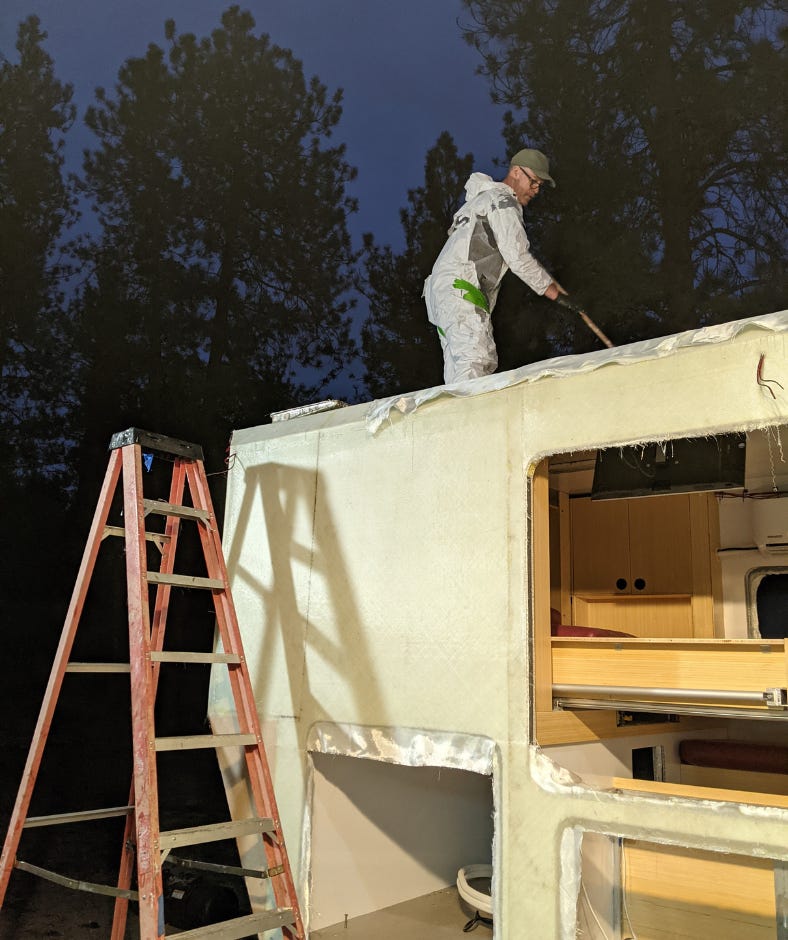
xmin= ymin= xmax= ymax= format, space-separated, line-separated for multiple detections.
xmin=211 ymin=312 xmax=788 ymax=938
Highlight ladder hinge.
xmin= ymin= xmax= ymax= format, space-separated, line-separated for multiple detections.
xmin=108 ymin=428 xmax=203 ymax=461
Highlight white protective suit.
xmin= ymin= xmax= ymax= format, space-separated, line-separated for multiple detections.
xmin=424 ymin=172 xmax=553 ymax=384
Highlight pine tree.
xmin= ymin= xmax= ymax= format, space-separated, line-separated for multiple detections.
xmin=463 ymin=0 xmax=787 ymax=340
xmin=0 ymin=15 xmax=77 ymax=474
xmin=362 ymin=132 xmax=472 ymax=396
xmin=0 ymin=16 xmax=78 ymax=651
xmin=73 ymin=5 xmax=359 ymax=484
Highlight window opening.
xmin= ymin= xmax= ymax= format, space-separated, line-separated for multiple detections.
xmin=747 ymin=568 xmax=788 ymax=639
xmin=632 ymin=745 xmax=666 ymax=782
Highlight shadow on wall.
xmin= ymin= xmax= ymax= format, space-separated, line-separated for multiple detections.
xmin=309 ymin=752 xmax=494 ymax=929
xmin=221 ymin=460 xmax=388 ymax=726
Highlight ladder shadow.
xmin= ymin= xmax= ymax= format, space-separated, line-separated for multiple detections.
xmin=218 ymin=458 xmax=388 ymax=734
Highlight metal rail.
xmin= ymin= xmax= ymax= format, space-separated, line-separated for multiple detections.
xmin=553 ymin=683 xmax=788 ymax=720
xmin=552 ymin=684 xmax=771 ymax=705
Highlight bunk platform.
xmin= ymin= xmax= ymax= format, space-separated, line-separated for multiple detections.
xmin=551 ymin=637 xmax=787 ymax=719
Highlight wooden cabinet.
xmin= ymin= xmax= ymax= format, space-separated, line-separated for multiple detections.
xmin=571 ymin=493 xmax=695 ymax=595
xmin=567 ymin=492 xmax=719 ymax=638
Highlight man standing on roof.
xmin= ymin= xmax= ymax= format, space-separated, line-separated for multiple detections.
xmin=424 ymin=148 xmax=565 ymax=384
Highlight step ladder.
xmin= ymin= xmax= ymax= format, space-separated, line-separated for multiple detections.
xmin=0 ymin=428 xmax=305 ymax=939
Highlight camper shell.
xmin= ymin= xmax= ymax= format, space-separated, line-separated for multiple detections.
xmin=210 ymin=311 xmax=788 ymax=938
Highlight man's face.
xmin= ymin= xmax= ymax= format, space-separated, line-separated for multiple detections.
xmin=511 ymin=165 xmax=544 ymax=206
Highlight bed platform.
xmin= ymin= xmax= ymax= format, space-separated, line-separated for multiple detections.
xmin=551 ymin=637 xmax=788 ymax=717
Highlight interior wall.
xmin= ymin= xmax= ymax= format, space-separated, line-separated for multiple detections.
xmin=543 ymin=727 xmax=727 ymax=787
xmin=309 ymin=753 xmax=494 ymax=929
xmin=724 ymin=719 xmax=788 ymax=747
xmin=578 ymin=831 xmax=620 ymax=940
xmin=718 ymin=494 xmax=788 ymax=638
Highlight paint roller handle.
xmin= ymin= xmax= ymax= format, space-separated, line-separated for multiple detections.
xmin=554 ymin=293 xmax=583 ymax=314
xmin=554 ymin=293 xmax=615 ymax=349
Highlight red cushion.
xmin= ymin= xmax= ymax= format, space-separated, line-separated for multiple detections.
xmin=550 ymin=607 xmax=633 ymax=637
xmin=551 ymin=623 xmax=634 ymax=638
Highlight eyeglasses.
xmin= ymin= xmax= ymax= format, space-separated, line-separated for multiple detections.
xmin=520 ymin=167 xmax=543 ymax=190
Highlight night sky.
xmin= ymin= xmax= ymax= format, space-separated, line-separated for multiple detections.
xmin=0 ymin=0 xmax=509 ymax=251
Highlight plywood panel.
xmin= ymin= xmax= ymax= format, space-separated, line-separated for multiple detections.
xmin=629 ymin=494 xmax=694 ymax=594
xmin=533 ymin=462 xmax=553 ymax=715
xmin=689 ymin=492 xmax=718 ymax=637
xmin=622 ymin=840 xmax=775 ymax=939
xmin=571 ymin=497 xmax=630 ymax=593
xmin=535 ymin=709 xmax=705 ymax=746
xmin=551 ymin=638 xmax=786 ymax=694
xmin=612 ymin=776 xmax=788 ymax=810
xmin=679 ymin=764 xmax=788 ymax=796
xmin=573 ymin=594 xmax=694 ymax=638
xmin=558 ymin=491 xmax=572 ymax=626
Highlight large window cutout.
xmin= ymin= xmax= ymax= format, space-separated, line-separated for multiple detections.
xmin=535 ymin=431 xmax=788 ymax=806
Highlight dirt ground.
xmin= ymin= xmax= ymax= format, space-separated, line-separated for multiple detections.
xmin=0 ymin=740 xmax=241 ymax=939
xmin=0 ymin=807 xmax=144 ymax=939
xmin=0 ymin=879 xmax=141 ymax=939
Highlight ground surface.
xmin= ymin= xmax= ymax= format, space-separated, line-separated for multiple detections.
xmin=312 ymin=886 xmax=493 ymax=939
xmin=0 ymin=739 xmax=236 ymax=939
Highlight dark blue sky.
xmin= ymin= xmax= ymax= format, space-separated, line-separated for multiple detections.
xmin=1 ymin=0 xmax=510 ymax=251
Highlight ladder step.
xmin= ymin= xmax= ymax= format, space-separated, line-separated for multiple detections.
xmin=65 ymin=662 xmax=130 ymax=673
xmin=102 ymin=524 xmax=170 ymax=547
xmin=65 ymin=654 xmax=240 ymax=671
xmin=155 ymin=733 xmax=257 ymax=752
xmin=24 ymin=806 xmax=134 ymax=828
xmin=150 ymin=651 xmax=241 ymax=665
xmin=165 ymin=854 xmax=284 ymax=881
xmin=159 ymin=817 xmax=276 ymax=851
xmin=143 ymin=498 xmax=210 ymax=521
xmin=14 ymin=860 xmax=138 ymax=900
xmin=172 ymin=909 xmax=296 ymax=940
xmin=147 ymin=572 xmax=225 ymax=590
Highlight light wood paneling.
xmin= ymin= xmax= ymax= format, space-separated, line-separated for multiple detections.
xmin=552 ymin=638 xmax=786 ymax=695
xmin=628 ymin=495 xmax=694 ymax=594
xmin=536 ymin=710 xmax=703 ymax=746
xmin=570 ymin=494 xmax=697 ymax=596
xmin=612 ymin=776 xmax=788 ymax=810
xmin=689 ymin=493 xmax=717 ymax=637
xmin=558 ymin=491 xmax=572 ymax=625
xmin=622 ymin=839 xmax=776 ymax=940
xmin=568 ymin=492 xmax=719 ymax=637
xmin=532 ymin=462 xmax=553 ymax=716
xmin=571 ymin=497 xmax=629 ymax=593
xmin=573 ymin=594 xmax=694 ymax=638
xmin=679 ymin=764 xmax=788 ymax=796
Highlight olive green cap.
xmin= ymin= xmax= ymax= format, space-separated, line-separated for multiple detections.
xmin=509 ymin=148 xmax=556 ymax=187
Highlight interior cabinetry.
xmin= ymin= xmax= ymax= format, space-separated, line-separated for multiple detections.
xmin=534 ymin=460 xmax=724 ymax=745
xmin=571 ymin=494 xmax=694 ymax=595
xmin=536 ymin=438 xmax=788 ymax=836
xmin=568 ymin=492 xmax=718 ymax=639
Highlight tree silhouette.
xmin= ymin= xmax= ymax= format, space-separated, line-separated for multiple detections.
xmin=463 ymin=0 xmax=787 ymax=342
xmin=0 ymin=15 xmax=77 ymax=479
xmin=361 ymin=132 xmax=472 ymax=396
xmin=0 ymin=16 xmax=81 ymax=755
xmin=71 ymin=5 xmax=359 ymax=497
